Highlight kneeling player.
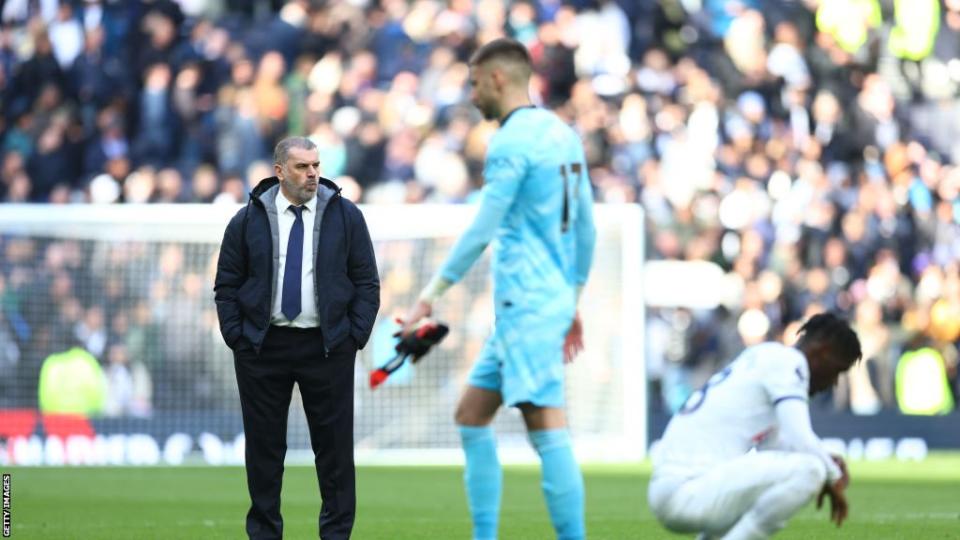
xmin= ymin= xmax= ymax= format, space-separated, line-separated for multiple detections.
xmin=649 ymin=312 xmax=862 ymax=539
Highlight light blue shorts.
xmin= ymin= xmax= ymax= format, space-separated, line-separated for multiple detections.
xmin=467 ymin=310 xmax=570 ymax=408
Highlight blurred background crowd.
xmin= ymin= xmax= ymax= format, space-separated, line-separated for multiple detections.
xmin=0 ymin=0 xmax=958 ymax=418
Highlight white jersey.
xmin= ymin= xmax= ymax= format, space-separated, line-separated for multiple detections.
xmin=653 ymin=343 xmax=815 ymax=475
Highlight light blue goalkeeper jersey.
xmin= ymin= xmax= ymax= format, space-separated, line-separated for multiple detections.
xmin=438 ymin=106 xmax=596 ymax=316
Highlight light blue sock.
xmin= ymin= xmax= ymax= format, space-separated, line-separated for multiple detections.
xmin=459 ymin=425 xmax=502 ymax=540
xmin=529 ymin=429 xmax=585 ymax=540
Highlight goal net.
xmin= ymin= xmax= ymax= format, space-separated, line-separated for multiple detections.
xmin=0 ymin=204 xmax=644 ymax=465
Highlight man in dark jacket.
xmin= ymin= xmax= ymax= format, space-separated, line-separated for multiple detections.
xmin=214 ymin=136 xmax=380 ymax=540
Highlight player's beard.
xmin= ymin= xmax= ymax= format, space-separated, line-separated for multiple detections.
xmin=476 ymin=98 xmax=499 ymax=121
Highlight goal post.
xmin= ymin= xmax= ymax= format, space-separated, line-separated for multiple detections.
xmin=0 ymin=203 xmax=645 ymax=465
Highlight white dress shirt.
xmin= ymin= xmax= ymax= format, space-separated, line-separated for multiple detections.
xmin=271 ymin=189 xmax=319 ymax=327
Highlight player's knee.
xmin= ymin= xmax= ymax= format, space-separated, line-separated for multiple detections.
xmin=454 ymin=404 xmax=486 ymax=426
xmin=454 ymin=404 xmax=469 ymax=425
xmin=792 ymin=455 xmax=828 ymax=495
xmin=647 ymin=480 xmax=703 ymax=533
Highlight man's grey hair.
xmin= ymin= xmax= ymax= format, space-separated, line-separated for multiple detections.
xmin=273 ymin=136 xmax=317 ymax=166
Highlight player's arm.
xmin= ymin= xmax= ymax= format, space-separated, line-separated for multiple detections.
xmin=573 ymin=158 xmax=596 ymax=298
xmin=435 ymin=151 xmax=525 ymax=287
xmin=564 ymin=160 xmax=594 ymax=362
xmin=774 ymin=400 xmax=849 ymax=526
xmin=402 ymin=149 xmax=525 ymax=331
xmin=773 ymin=399 xmax=843 ymax=483
xmin=762 ymin=348 xmax=844 ymax=483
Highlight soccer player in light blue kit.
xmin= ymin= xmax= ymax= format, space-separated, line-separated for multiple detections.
xmin=401 ymin=38 xmax=596 ymax=540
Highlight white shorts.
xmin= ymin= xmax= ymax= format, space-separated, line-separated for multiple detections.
xmin=648 ymin=451 xmax=827 ymax=536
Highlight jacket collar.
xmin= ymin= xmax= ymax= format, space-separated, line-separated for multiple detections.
xmin=248 ymin=176 xmax=340 ymax=208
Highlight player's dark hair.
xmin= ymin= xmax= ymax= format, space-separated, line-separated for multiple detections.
xmin=469 ymin=38 xmax=532 ymax=69
xmin=797 ymin=312 xmax=862 ymax=365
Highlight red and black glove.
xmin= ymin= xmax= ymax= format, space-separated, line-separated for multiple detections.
xmin=369 ymin=320 xmax=449 ymax=389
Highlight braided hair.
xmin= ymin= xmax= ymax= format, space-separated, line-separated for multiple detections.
xmin=797 ymin=312 xmax=863 ymax=366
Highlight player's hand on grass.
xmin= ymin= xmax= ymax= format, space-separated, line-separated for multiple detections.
xmin=396 ymin=300 xmax=433 ymax=337
xmin=563 ymin=312 xmax=583 ymax=364
xmin=831 ymin=455 xmax=849 ymax=490
xmin=817 ymin=479 xmax=848 ymax=527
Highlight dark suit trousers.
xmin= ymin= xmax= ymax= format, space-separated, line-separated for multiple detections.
xmin=234 ymin=325 xmax=357 ymax=540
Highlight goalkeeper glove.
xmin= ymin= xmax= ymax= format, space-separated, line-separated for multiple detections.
xmin=369 ymin=319 xmax=449 ymax=389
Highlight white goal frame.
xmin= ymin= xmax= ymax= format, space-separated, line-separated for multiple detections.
xmin=0 ymin=203 xmax=645 ymax=465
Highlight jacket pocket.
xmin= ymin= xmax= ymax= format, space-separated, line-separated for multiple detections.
xmin=325 ymin=274 xmax=355 ymax=320
xmin=238 ymin=279 xmax=268 ymax=320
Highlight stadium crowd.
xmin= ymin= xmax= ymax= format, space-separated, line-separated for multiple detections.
xmin=0 ymin=0 xmax=957 ymax=416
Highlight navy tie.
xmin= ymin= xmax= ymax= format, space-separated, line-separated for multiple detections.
xmin=281 ymin=205 xmax=304 ymax=321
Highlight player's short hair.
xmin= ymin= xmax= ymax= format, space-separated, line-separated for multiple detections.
xmin=274 ymin=136 xmax=317 ymax=166
xmin=797 ymin=312 xmax=863 ymax=366
xmin=469 ymin=38 xmax=532 ymax=78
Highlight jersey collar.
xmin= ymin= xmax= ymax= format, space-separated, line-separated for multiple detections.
xmin=501 ymin=105 xmax=536 ymax=126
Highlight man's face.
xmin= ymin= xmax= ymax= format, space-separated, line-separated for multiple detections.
xmin=276 ymin=146 xmax=320 ymax=204
xmin=469 ymin=63 xmax=500 ymax=121
xmin=807 ymin=343 xmax=852 ymax=396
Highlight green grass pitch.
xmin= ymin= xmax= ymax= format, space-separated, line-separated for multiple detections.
xmin=5 ymin=454 xmax=959 ymax=539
